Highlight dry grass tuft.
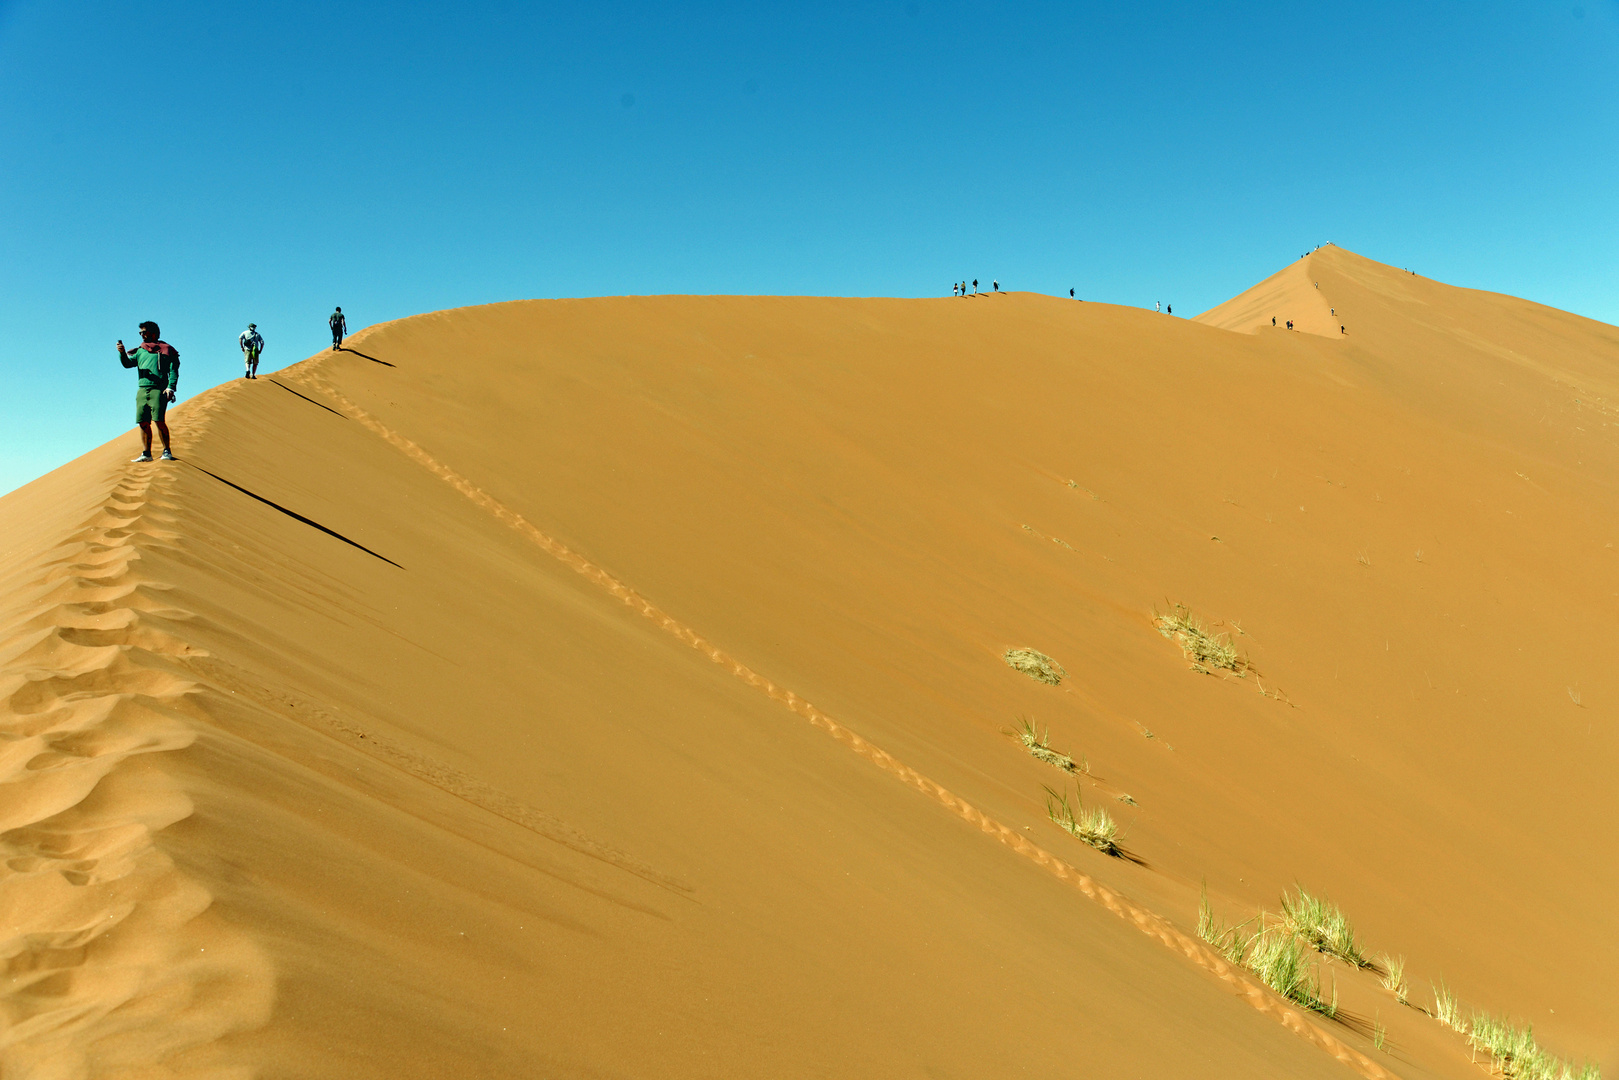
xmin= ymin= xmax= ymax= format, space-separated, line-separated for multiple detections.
xmin=1044 ymin=784 xmax=1120 ymax=856
xmin=1198 ymin=883 xmax=1253 ymax=965
xmin=1004 ymin=647 xmax=1066 ymax=685
xmin=1380 ymin=954 xmax=1409 ymax=1004
xmin=1435 ymin=981 xmax=1464 ymax=1031
xmin=1015 ymin=718 xmax=1084 ymax=774
xmin=1153 ymin=604 xmax=1249 ymax=676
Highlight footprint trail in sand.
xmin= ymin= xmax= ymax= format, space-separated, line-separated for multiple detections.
xmin=302 ymin=372 xmax=1399 ymax=1080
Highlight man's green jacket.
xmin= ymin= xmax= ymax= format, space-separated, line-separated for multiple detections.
xmin=122 ymin=342 xmax=180 ymax=392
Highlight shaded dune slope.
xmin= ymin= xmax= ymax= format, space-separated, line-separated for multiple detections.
xmin=2 ymin=247 xmax=1615 ymax=1078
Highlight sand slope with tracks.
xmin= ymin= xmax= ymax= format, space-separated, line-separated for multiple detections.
xmin=2 ymin=246 xmax=1614 ymax=1078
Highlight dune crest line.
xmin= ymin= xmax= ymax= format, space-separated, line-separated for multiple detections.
xmin=0 ymin=459 xmax=273 ymax=1077
xmin=305 ymin=373 xmax=1397 ymax=1080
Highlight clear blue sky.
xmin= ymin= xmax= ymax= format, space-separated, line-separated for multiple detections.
xmin=3 ymin=1 xmax=1616 ymax=494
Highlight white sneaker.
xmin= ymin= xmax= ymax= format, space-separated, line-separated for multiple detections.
xmin=132 ymin=452 xmax=153 ymax=463
xmin=160 ymin=450 xmax=175 ymax=461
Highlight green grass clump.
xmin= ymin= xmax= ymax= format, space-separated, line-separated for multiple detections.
xmin=1196 ymin=887 xmax=1337 ymax=1017
xmin=1428 ymin=986 xmax=1602 ymax=1080
xmin=1465 ymin=1010 xmax=1601 ymax=1080
xmin=1016 ymin=718 xmax=1084 ymax=773
xmin=1246 ymin=927 xmax=1339 ymax=1019
xmin=1153 ymin=604 xmax=1249 ymax=676
xmin=1004 ymin=647 xmax=1066 ymax=685
xmin=1044 ymin=784 xmax=1120 ymax=856
xmin=1279 ymin=887 xmax=1372 ymax=968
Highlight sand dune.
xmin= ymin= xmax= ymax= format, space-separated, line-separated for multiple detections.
xmin=2 ymin=246 xmax=1614 ymax=1077
xmin=1195 ymin=248 xmax=1344 ymax=336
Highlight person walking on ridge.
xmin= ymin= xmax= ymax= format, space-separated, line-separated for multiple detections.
xmin=1070 ymin=288 xmax=1075 ymax=298
xmin=117 ymin=321 xmax=179 ymax=462
xmin=992 ymin=280 xmax=999 ymax=292
xmin=330 ymin=307 xmax=347 ymax=350
xmin=972 ymin=279 xmax=978 ymax=295
xmin=240 ymin=322 xmax=264 ymax=379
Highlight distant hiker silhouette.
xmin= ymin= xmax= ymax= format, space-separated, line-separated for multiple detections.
xmin=1330 ymin=308 xmax=1335 ymax=316
xmin=239 ymin=323 xmax=264 ymax=379
xmin=330 ymin=307 xmax=347 ymax=350
xmin=1287 ymin=320 xmax=1294 ymax=330
xmin=1341 ymin=325 xmax=1346 ymax=334
xmin=1156 ymin=301 xmax=1161 ymax=312
xmin=972 ymin=279 xmax=978 ymax=294
xmin=1070 ymin=288 xmax=1075 ymax=298
xmin=1167 ymin=304 xmax=1172 ymax=315
xmin=992 ymin=280 xmax=999 ymax=292
xmin=1272 ymin=317 xmax=1276 ymax=327
xmin=117 ymin=320 xmax=179 ymax=462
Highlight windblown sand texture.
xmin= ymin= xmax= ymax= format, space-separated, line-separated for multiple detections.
xmin=2 ymin=246 xmax=1614 ymax=1078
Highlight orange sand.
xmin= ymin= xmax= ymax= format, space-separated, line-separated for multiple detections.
xmin=2 ymin=246 xmax=1614 ymax=1078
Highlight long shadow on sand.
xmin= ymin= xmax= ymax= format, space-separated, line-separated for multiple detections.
xmin=336 ymin=346 xmax=395 ymax=367
xmin=183 ymin=461 xmax=403 ymax=568
xmin=268 ymin=379 xmax=347 ymax=418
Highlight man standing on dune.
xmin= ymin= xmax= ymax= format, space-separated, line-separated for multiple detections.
xmin=239 ymin=322 xmax=264 ymax=379
xmin=330 ymin=306 xmax=347 ymax=350
xmin=117 ymin=320 xmax=179 ymax=462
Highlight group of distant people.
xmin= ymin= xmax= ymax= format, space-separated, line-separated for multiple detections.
xmin=1272 ymin=315 xmax=1348 ymax=334
xmin=953 ymin=279 xmax=1001 ymax=295
xmin=950 ymin=281 xmax=1093 ymax=302
xmin=115 ymin=307 xmax=350 ymax=462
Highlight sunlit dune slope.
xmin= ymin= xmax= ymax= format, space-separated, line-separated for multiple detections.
xmin=2 ymin=246 xmax=1615 ymax=1078
xmin=1195 ymin=248 xmax=1341 ymax=335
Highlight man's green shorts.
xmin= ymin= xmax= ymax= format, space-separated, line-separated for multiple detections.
xmin=136 ymin=386 xmax=169 ymax=424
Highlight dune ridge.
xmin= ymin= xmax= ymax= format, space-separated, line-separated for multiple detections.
xmin=0 ymin=436 xmax=273 ymax=1077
